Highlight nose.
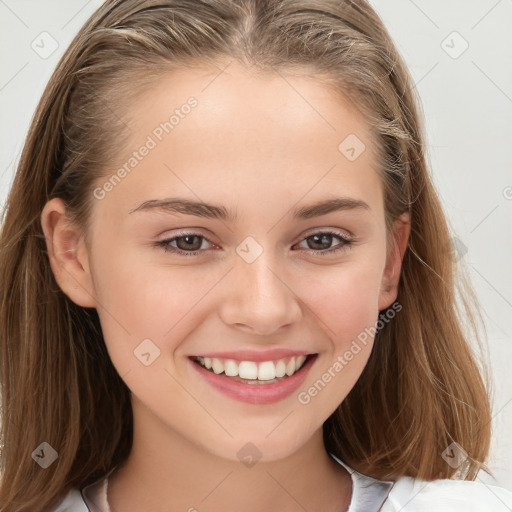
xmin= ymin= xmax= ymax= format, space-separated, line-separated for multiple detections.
xmin=217 ymin=250 xmax=302 ymax=335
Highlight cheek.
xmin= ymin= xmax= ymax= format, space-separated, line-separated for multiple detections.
xmin=290 ymin=262 xmax=384 ymax=414
xmin=89 ymin=247 xmax=220 ymax=367
xmin=299 ymin=259 xmax=384 ymax=346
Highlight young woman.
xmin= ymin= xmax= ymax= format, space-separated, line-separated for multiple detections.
xmin=1 ymin=1 xmax=511 ymax=511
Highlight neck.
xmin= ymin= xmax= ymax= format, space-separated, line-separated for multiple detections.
xmin=107 ymin=399 xmax=352 ymax=512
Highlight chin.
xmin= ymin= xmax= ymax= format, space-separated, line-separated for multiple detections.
xmin=201 ymin=433 xmax=309 ymax=464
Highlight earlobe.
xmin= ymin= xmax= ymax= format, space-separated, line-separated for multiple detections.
xmin=378 ymin=212 xmax=410 ymax=311
xmin=40 ymin=198 xmax=97 ymax=308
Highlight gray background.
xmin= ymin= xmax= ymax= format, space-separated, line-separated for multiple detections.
xmin=1 ymin=0 xmax=511 ymax=491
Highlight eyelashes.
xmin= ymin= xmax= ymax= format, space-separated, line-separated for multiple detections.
xmin=294 ymin=230 xmax=354 ymax=255
xmin=154 ymin=230 xmax=355 ymax=257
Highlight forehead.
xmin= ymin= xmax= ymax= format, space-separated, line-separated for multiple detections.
xmin=93 ymin=61 xmax=383 ymax=223
xmin=130 ymin=61 xmax=374 ymax=153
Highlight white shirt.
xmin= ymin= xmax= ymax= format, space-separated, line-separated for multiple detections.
xmin=52 ymin=452 xmax=512 ymax=511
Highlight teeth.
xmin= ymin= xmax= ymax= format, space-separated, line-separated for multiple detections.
xmin=258 ymin=361 xmax=275 ymax=380
xmin=285 ymin=358 xmax=295 ymax=376
xmin=275 ymin=360 xmax=286 ymax=378
xmin=239 ymin=361 xmax=258 ymax=379
xmin=211 ymin=358 xmax=223 ymax=374
xmin=224 ymin=359 xmax=238 ymax=377
xmin=195 ymin=354 xmax=309 ymax=381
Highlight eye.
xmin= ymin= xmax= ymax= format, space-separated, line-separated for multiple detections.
xmin=155 ymin=232 xmax=215 ymax=257
xmin=293 ymin=230 xmax=354 ymax=256
xmin=155 ymin=229 xmax=354 ymax=257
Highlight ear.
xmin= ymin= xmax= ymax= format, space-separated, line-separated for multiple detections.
xmin=40 ymin=198 xmax=97 ymax=308
xmin=378 ymin=212 xmax=410 ymax=311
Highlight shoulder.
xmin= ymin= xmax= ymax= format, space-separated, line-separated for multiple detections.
xmin=50 ymin=488 xmax=89 ymax=512
xmin=381 ymin=476 xmax=512 ymax=511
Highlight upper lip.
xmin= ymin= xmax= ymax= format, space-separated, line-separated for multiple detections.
xmin=191 ymin=349 xmax=316 ymax=362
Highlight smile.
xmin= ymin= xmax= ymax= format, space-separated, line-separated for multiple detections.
xmin=189 ymin=353 xmax=318 ymax=404
xmin=193 ymin=354 xmax=309 ymax=382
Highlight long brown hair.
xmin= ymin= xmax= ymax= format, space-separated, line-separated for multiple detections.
xmin=0 ymin=1 xmax=492 ymax=510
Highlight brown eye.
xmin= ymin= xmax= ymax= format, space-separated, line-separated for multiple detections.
xmin=156 ymin=232 xmax=213 ymax=256
xmin=294 ymin=230 xmax=354 ymax=256
xmin=174 ymin=235 xmax=204 ymax=251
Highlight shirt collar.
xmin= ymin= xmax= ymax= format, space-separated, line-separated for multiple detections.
xmin=328 ymin=452 xmax=395 ymax=512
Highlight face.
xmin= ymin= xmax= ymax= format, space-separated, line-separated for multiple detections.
xmin=42 ymin=61 xmax=409 ymax=463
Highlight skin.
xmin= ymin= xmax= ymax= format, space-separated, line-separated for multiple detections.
xmin=41 ymin=61 xmax=410 ymax=512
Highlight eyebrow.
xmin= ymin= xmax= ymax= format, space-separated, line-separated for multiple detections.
xmin=128 ymin=196 xmax=370 ymax=221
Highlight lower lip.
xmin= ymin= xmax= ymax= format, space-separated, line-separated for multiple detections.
xmin=189 ymin=354 xmax=318 ymax=405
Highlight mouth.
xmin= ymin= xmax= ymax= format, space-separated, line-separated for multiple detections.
xmin=190 ymin=353 xmax=316 ymax=384
xmin=189 ymin=352 xmax=318 ymax=404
